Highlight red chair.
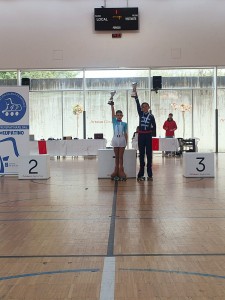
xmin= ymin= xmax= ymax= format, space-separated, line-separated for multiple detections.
xmin=38 ymin=140 xmax=47 ymax=154
xmin=152 ymin=138 xmax=159 ymax=151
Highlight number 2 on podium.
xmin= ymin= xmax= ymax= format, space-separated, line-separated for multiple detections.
xmin=29 ymin=159 xmax=38 ymax=174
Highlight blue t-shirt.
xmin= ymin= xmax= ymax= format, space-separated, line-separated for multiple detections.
xmin=112 ymin=117 xmax=127 ymax=136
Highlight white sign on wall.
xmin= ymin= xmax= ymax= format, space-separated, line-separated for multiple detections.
xmin=0 ymin=86 xmax=29 ymax=175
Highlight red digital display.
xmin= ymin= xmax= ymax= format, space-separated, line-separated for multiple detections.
xmin=112 ymin=33 xmax=122 ymax=38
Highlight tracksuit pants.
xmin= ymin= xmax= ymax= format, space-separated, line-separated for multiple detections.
xmin=138 ymin=132 xmax=153 ymax=178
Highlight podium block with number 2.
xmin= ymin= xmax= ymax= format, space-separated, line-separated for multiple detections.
xmin=183 ymin=152 xmax=215 ymax=178
xmin=18 ymin=155 xmax=50 ymax=179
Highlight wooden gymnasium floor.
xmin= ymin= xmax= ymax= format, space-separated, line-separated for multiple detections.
xmin=1 ymin=153 xmax=225 ymax=300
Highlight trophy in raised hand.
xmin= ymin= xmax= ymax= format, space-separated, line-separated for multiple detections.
xmin=108 ymin=90 xmax=116 ymax=105
xmin=131 ymin=82 xmax=138 ymax=98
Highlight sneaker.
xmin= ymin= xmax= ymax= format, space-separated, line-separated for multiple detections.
xmin=147 ymin=176 xmax=153 ymax=181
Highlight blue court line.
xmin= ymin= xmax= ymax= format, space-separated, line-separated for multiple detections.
xmin=2 ymin=253 xmax=225 ymax=259
xmin=0 ymin=217 xmax=110 ymax=222
xmin=0 ymin=268 xmax=99 ymax=281
xmin=0 ymin=207 xmax=225 ymax=214
xmin=123 ymin=208 xmax=225 ymax=211
xmin=0 ymin=197 xmax=49 ymax=205
xmin=0 ymin=211 xmax=61 ymax=214
xmin=1 ymin=216 xmax=225 ymax=222
xmin=116 ymin=216 xmax=225 ymax=220
xmin=120 ymin=268 xmax=225 ymax=280
xmin=0 ymin=209 xmax=111 ymax=214
xmin=0 ymin=190 xmax=48 ymax=195
xmin=115 ymin=253 xmax=225 ymax=257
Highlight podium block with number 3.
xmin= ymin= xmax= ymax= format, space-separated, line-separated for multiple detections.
xmin=183 ymin=152 xmax=215 ymax=178
xmin=18 ymin=155 xmax=50 ymax=179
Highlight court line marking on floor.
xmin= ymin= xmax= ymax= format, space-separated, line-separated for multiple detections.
xmin=100 ymin=257 xmax=115 ymax=300
xmin=107 ymin=181 xmax=118 ymax=257
xmin=116 ymin=216 xmax=225 ymax=219
xmin=99 ymin=181 xmax=117 ymax=299
xmin=1 ymin=215 xmax=225 ymax=222
xmin=120 ymin=267 xmax=225 ymax=280
xmin=0 ymin=268 xmax=99 ymax=281
xmin=0 ymin=208 xmax=112 ymax=213
xmin=0 ymin=218 xmax=110 ymax=222
xmin=3 ymin=253 xmax=225 ymax=259
xmin=0 ymin=197 xmax=50 ymax=205
xmin=1 ymin=207 xmax=224 ymax=213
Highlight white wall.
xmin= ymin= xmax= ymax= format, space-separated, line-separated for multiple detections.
xmin=1 ymin=0 xmax=225 ymax=69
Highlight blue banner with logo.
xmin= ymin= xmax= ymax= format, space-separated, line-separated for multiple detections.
xmin=0 ymin=87 xmax=29 ymax=174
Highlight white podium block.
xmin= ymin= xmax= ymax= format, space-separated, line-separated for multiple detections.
xmin=98 ymin=149 xmax=136 ymax=178
xmin=183 ymin=152 xmax=215 ymax=178
xmin=18 ymin=155 xmax=50 ymax=179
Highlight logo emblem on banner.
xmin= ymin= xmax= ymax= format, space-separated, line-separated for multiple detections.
xmin=0 ymin=137 xmax=20 ymax=173
xmin=0 ymin=92 xmax=26 ymax=123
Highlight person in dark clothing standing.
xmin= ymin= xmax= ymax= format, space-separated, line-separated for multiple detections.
xmin=132 ymin=93 xmax=156 ymax=181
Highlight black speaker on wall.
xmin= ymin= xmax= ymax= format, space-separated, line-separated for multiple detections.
xmin=152 ymin=76 xmax=162 ymax=90
xmin=21 ymin=78 xmax=30 ymax=87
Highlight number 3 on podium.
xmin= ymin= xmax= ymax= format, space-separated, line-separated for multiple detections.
xmin=183 ymin=153 xmax=214 ymax=178
xmin=196 ymin=157 xmax=205 ymax=172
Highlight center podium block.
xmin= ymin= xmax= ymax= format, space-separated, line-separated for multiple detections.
xmin=98 ymin=149 xmax=136 ymax=178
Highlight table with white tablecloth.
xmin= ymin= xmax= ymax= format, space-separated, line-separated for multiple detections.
xmin=156 ymin=137 xmax=179 ymax=151
xmin=132 ymin=137 xmax=180 ymax=152
xmin=30 ymin=139 xmax=107 ymax=156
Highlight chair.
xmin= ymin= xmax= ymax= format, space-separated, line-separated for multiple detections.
xmin=176 ymin=138 xmax=184 ymax=156
xmin=184 ymin=139 xmax=196 ymax=152
xmin=193 ymin=137 xmax=200 ymax=152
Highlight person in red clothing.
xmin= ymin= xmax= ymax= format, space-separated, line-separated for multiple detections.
xmin=163 ymin=113 xmax=177 ymax=137
xmin=163 ymin=113 xmax=177 ymax=156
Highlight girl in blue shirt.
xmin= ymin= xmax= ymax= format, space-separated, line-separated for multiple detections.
xmin=109 ymin=102 xmax=128 ymax=180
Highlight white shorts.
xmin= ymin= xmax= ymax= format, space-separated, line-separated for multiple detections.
xmin=111 ymin=135 xmax=126 ymax=148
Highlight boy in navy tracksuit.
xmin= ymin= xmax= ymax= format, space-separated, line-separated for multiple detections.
xmin=133 ymin=94 xmax=156 ymax=181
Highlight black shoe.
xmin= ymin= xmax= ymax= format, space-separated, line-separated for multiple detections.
xmin=147 ymin=176 xmax=153 ymax=181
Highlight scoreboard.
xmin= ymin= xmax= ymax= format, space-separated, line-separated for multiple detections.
xmin=94 ymin=7 xmax=139 ymax=31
